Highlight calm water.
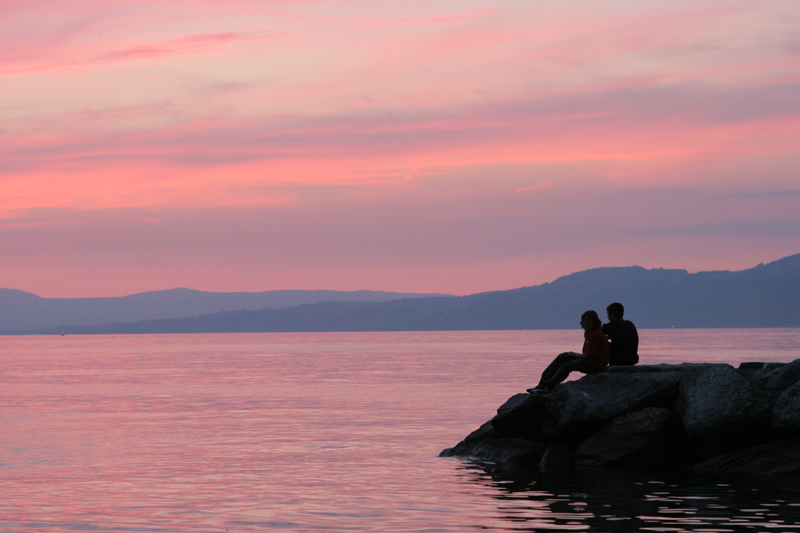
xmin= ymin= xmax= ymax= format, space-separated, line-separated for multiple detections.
xmin=0 ymin=329 xmax=798 ymax=532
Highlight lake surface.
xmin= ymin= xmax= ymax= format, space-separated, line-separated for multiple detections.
xmin=0 ymin=329 xmax=799 ymax=532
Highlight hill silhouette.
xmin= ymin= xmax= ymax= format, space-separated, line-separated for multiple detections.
xmin=32 ymin=253 xmax=800 ymax=334
xmin=0 ymin=288 xmax=449 ymax=334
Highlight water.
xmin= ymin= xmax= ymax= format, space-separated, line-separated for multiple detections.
xmin=0 ymin=329 xmax=798 ymax=532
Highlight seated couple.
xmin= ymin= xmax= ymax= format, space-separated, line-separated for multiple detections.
xmin=528 ymin=302 xmax=639 ymax=394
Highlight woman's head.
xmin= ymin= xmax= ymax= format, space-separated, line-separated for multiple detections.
xmin=580 ymin=310 xmax=602 ymax=331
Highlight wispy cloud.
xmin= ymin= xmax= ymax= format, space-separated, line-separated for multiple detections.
xmin=360 ymin=7 xmax=495 ymax=29
xmin=515 ymin=182 xmax=553 ymax=193
xmin=2 ymin=0 xmax=799 ymax=296
xmin=2 ymin=79 xmax=799 ymax=213
xmin=1 ymin=29 xmax=283 ymax=74
xmin=642 ymin=218 xmax=800 ymax=238
xmin=96 ymin=31 xmax=279 ymax=62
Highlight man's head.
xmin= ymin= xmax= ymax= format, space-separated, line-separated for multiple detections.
xmin=606 ymin=302 xmax=624 ymax=321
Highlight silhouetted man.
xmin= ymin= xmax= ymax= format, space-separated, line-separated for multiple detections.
xmin=602 ymin=302 xmax=639 ymax=365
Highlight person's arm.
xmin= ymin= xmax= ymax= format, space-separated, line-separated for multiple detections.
xmin=583 ymin=330 xmax=610 ymax=363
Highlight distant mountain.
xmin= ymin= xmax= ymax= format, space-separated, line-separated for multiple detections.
xmin=0 ymin=288 xmax=451 ymax=334
xmin=31 ymin=253 xmax=800 ymax=334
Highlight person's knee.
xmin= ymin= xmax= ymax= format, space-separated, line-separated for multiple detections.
xmin=555 ymin=352 xmax=576 ymax=364
xmin=565 ymin=359 xmax=588 ymax=372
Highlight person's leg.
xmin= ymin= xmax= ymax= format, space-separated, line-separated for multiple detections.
xmin=541 ymin=358 xmax=597 ymax=389
xmin=536 ymin=352 xmax=577 ymax=388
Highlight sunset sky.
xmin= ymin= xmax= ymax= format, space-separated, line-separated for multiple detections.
xmin=2 ymin=0 xmax=799 ymax=298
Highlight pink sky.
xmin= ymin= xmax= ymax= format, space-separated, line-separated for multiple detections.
xmin=1 ymin=0 xmax=799 ymax=298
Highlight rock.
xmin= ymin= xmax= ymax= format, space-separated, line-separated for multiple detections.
xmin=755 ymin=360 xmax=800 ymax=390
xmin=543 ymin=371 xmax=681 ymax=442
xmin=738 ymin=362 xmax=782 ymax=369
xmin=496 ymin=393 xmax=531 ymax=414
xmin=491 ymin=393 xmax=548 ymax=440
xmin=734 ymin=362 xmax=789 ymax=408
xmin=464 ymin=421 xmax=497 ymax=442
xmin=694 ymin=437 xmax=800 ymax=476
xmin=737 ymin=361 xmax=786 ymax=387
xmin=576 ymin=408 xmax=692 ymax=467
xmin=676 ymin=364 xmax=772 ymax=458
xmin=440 ymin=359 xmax=800 ymax=473
xmin=605 ymin=364 xmax=686 ymax=374
xmin=440 ymin=437 xmax=547 ymax=468
xmin=773 ymin=381 xmax=800 ymax=434
xmin=540 ymin=442 xmax=573 ymax=473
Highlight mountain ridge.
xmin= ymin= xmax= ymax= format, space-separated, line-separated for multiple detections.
xmin=0 ymin=288 xmax=451 ymax=334
xmin=15 ymin=253 xmax=800 ymax=334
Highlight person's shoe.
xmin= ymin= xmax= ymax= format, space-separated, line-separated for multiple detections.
xmin=526 ymin=386 xmax=550 ymax=394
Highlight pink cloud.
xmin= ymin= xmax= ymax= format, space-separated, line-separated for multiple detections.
xmin=515 ymin=182 xmax=553 ymax=193
xmin=2 ymin=79 xmax=798 ymax=215
xmin=2 ymin=175 xmax=799 ymax=298
xmin=2 ymin=0 xmax=799 ymax=296
xmin=97 ymin=31 xmax=278 ymax=62
xmin=361 ymin=8 xmax=495 ymax=29
xmin=0 ymin=29 xmax=283 ymax=74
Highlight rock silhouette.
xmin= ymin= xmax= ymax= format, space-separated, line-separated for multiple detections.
xmin=441 ymin=360 xmax=800 ymax=476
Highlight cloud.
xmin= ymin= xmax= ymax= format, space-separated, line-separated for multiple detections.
xmin=0 ymin=29 xmax=283 ymax=74
xmin=360 ymin=7 xmax=495 ymax=29
xmin=5 ymin=79 xmax=798 ymax=175
xmin=96 ymin=31 xmax=279 ymax=62
xmin=514 ymin=182 xmax=553 ymax=193
xmin=644 ymin=218 xmax=800 ymax=238
xmin=2 ymin=0 xmax=799 ymax=296
xmin=2 ymin=179 xmax=798 ymax=297
xmin=1 ymin=80 xmax=798 ymax=230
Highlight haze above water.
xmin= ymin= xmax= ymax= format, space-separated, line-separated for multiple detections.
xmin=1 ymin=329 xmax=799 ymax=532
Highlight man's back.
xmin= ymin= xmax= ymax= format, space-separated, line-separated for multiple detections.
xmin=602 ymin=319 xmax=639 ymax=365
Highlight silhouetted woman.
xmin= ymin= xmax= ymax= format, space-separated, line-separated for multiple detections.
xmin=529 ymin=310 xmax=610 ymax=393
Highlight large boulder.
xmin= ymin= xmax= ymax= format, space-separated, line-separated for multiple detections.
xmin=676 ymin=364 xmax=772 ymax=458
xmin=737 ymin=361 xmax=788 ymax=387
xmin=575 ymin=408 xmax=693 ymax=467
xmin=604 ymin=364 xmax=689 ymax=374
xmin=439 ymin=437 xmax=547 ymax=468
xmin=496 ymin=393 xmax=532 ymax=415
xmin=491 ymin=393 xmax=548 ymax=440
xmin=464 ymin=421 xmax=497 ymax=442
xmin=694 ymin=437 xmax=800 ymax=476
xmin=543 ymin=371 xmax=681 ymax=442
xmin=772 ymin=381 xmax=800 ymax=434
xmin=440 ymin=360 xmax=800 ymax=473
xmin=751 ymin=360 xmax=800 ymax=390
xmin=539 ymin=442 xmax=573 ymax=473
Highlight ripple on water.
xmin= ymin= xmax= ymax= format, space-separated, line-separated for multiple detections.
xmin=451 ymin=461 xmax=800 ymax=532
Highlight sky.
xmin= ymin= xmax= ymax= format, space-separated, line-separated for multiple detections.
xmin=1 ymin=0 xmax=799 ymax=298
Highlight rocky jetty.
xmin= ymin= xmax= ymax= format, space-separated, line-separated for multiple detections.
xmin=440 ymin=360 xmax=800 ymax=476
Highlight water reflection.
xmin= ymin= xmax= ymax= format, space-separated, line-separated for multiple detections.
xmin=1 ymin=331 xmax=798 ymax=532
xmin=454 ymin=460 xmax=800 ymax=532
